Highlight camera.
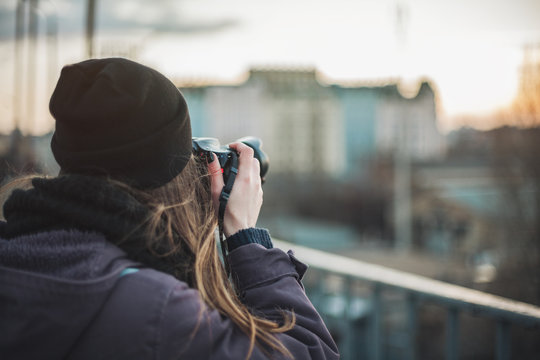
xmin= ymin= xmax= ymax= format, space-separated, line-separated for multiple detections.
xmin=192 ymin=136 xmax=269 ymax=183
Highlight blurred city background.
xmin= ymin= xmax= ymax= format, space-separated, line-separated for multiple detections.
xmin=1 ymin=0 xmax=539 ymax=359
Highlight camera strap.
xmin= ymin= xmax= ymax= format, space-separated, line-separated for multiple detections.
xmin=217 ymin=151 xmax=239 ymax=276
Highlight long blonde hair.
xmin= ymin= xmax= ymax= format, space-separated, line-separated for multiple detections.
xmin=138 ymin=156 xmax=294 ymax=359
xmin=0 ymin=157 xmax=294 ymax=358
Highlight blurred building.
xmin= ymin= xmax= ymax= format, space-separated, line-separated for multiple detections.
xmin=334 ymin=81 xmax=446 ymax=168
xmin=178 ymin=68 xmax=445 ymax=178
xmin=180 ymin=68 xmax=345 ymax=177
xmin=512 ymin=43 xmax=540 ymax=126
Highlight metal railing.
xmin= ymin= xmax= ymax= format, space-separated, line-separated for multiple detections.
xmin=274 ymin=240 xmax=540 ymax=360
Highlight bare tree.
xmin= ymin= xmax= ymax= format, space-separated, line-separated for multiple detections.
xmin=488 ymin=44 xmax=540 ymax=305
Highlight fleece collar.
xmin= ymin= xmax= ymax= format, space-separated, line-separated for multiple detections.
xmin=1 ymin=175 xmax=195 ymax=285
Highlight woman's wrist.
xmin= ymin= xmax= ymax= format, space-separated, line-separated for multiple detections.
xmin=226 ymin=228 xmax=273 ymax=252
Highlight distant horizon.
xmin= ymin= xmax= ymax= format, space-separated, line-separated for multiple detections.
xmin=1 ymin=0 xmax=539 ymax=135
xmin=0 ymin=58 xmax=534 ymax=137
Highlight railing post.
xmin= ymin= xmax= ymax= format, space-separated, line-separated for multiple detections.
xmin=405 ymin=292 xmax=417 ymax=360
xmin=312 ymin=269 xmax=326 ymax=309
xmin=370 ymin=283 xmax=382 ymax=360
xmin=446 ymin=307 xmax=459 ymax=360
xmin=343 ymin=276 xmax=355 ymax=360
xmin=496 ymin=320 xmax=511 ymax=360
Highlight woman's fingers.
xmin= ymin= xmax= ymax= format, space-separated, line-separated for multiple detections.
xmin=222 ymin=143 xmax=263 ymax=237
xmin=207 ymin=153 xmax=224 ymax=214
xmin=206 ymin=143 xmax=264 ymax=236
xmin=228 ymin=143 xmax=260 ymax=184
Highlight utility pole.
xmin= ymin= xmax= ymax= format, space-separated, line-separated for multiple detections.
xmin=27 ymin=0 xmax=38 ymax=132
xmin=46 ymin=5 xmax=58 ymax=97
xmin=393 ymin=122 xmax=412 ymax=252
xmin=14 ymin=0 xmax=25 ymax=133
xmin=86 ymin=0 xmax=96 ymax=58
xmin=393 ymin=1 xmax=413 ymax=252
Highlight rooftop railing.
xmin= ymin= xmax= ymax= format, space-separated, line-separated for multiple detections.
xmin=274 ymin=240 xmax=540 ymax=360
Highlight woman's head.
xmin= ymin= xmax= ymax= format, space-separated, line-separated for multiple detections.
xmin=47 ymin=57 xmax=221 ymax=288
xmin=49 ymin=57 xmax=192 ymax=189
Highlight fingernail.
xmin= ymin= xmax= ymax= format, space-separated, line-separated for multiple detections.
xmin=207 ymin=152 xmax=215 ymax=163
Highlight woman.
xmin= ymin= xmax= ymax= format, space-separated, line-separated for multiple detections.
xmin=0 ymin=58 xmax=339 ymax=359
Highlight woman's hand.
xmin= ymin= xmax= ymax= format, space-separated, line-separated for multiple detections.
xmin=207 ymin=143 xmax=263 ymax=237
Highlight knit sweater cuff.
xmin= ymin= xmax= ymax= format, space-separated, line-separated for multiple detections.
xmin=226 ymin=228 xmax=273 ymax=252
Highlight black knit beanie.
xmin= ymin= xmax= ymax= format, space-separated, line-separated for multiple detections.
xmin=49 ymin=57 xmax=192 ymax=189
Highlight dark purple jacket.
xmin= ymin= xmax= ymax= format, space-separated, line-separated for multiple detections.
xmin=0 ymin=228 xmax=339 ymax=359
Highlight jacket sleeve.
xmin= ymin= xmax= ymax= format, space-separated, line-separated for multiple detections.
xmin=230 ymin=243 xmax=340 ymax=359
xmin=157 ymin=234 xmax=339 ymax=359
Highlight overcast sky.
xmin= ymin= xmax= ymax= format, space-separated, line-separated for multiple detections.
xmin=1 ymin=0 xmax=539 ymax=134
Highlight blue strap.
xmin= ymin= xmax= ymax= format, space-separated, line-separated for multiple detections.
xmin=119 ymin=268 xmax=139 ymax=277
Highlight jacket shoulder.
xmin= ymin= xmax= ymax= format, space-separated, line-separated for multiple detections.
xmin=68 ymin=268 xmax=192 ymax=359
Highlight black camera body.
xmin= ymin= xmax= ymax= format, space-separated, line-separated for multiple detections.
xmin=192 ymin=136 xmax=269 ymax=183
